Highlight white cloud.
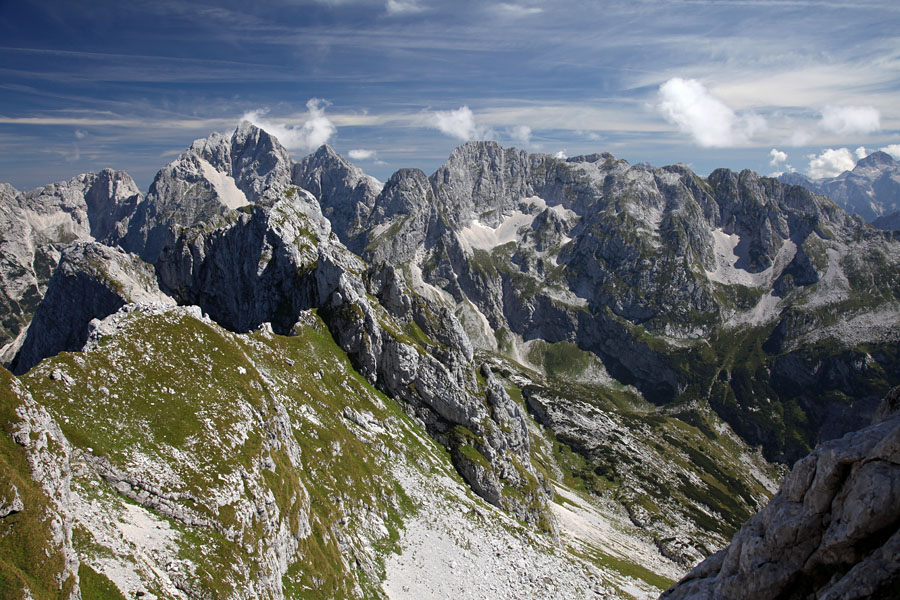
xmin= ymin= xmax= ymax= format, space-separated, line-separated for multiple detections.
xmin=507 ymin=125 xmax=532 ymax=144
xmin=386 ymin=0 xmax=424 ymax=15
xmin=854 ymin=146 xmax=868 ymax=160
xmin=348 ymin=148 xmax=376 ymax=160
xmin=554 ymin=150 xmax=567 ymax=159
xmin=769 ymin=148 xmax=788 ymax=166
xmin=881 ymin=144 xmax=900 ymax=160
xmin=242 ymin=98 xmax=336 ymax=153
xmin=807 ymin=148 xmax=857 ymax=179
xmin=820 ymin=105 xmax=880 ymax=135
xmin=494 ymin=3 xmax=543 ymax=17
xmin=430 ymin=106 xmax=489 ymax=141
xmin=74 ymin=129 xmax=87 ymax=139
xmin=657 ymin=78 xmax=765 ymax=147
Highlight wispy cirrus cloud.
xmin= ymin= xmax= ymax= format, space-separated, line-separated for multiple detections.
xmin=385 ymin=0 xmax=425 ymax=15
xmin=493 ymin=3 xmax=543 ymax=17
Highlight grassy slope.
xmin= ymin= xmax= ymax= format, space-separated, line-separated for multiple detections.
xmin=19 ymin=309 xmax=425 ymax=599
xmin=0 ymin=370 xmax=76 ymax=600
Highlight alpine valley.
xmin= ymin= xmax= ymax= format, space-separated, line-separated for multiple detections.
xmin=1 ymin=123 xmax=899 ymax=599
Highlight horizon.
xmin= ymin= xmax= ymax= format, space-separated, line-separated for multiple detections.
xmin=4 ymin=122 xmax=895 ymax=198
xmin=1 ymin=0 xmax=899 ymax=192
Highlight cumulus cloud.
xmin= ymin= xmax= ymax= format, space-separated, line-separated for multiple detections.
xmin=242 ymin=98 xmax=336 ymax=153
xmin=554 ymin=150 xmax=567 ymax=159
xmin=881 ymin=144 xmax=900 ymax=159
xmin=769 ymin=148 xmax=788 ymax=166
xmin=807 ymin=148 xmax=857 ymax=179
xmin=74 ymin=129 xmax=87 ymax=139
xmin=507 ymin=125 xmax=532 ymax=144
xmin=348 ymin=149 xmax=377 ymax=160
xmin=855 ymin=146 xmax=868 ymax=160
xmin=386 ymin=0 xmax=424 ymax=15
xmin=430 ymin=106 xmax=490 ymax=141
xmin=820 ymin=105 xmax=881 ymax=135
xmin=658 ymin=78 xmax=765 ymax=147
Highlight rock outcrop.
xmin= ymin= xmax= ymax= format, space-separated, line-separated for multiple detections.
xmin=662 ymin=386 xmax=900 ymax=600
xmin=11 ymin=242 xmax=173 ymax=374
xmin=0 ymin=171 xmax=142 ymax=363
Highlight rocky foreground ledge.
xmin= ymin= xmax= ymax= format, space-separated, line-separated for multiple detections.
xmin=662 ymin=386 xmax=900 ymax=600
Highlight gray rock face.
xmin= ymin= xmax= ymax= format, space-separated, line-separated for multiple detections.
xmin=780 ymin=150 xmax=900 ymax=222
xmin=12 ymin=242 xmax=173 ymax=374
xmin=0 ymin=171 xmax=142 ymax=364
xmin=154 ymin=196 xmax=552 ymax=528
xmin=117 ymin=121 xmax=296 ymax=263
xmin=292 ymin=145 xmax=381 ymax=250
xmin=156 ymin=196 xmax=322 ymax=334
xmin=661 ymin=386 xmax=900 ymax=600
xmin=358 ymin=141 xmax=900 ymax=461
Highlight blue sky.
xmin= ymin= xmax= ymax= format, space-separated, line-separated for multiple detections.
xmin=1 ymin=0 xmax=899 ymax=192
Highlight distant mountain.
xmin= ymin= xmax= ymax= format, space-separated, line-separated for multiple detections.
xmin=873 ymin=210 xmax=900 ymax=231
xmin=779 ymin=150 xmax=900 ymax=222
xmin=0 ymin=171 xmax=141 ymax=363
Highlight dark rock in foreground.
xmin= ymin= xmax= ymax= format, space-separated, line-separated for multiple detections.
xmin=661 ymin=386 xmax=900 ymax=600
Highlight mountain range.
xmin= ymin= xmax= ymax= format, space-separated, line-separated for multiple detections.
xmin=1 ymin=123 xmax=898 ymax=599
xmin=779 ymin=150 xmax=900 ymax=225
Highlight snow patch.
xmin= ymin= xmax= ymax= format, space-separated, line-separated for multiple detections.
xmin=198 ymin=158 xmax=249 ymax=210
xmin=705 ymin=229 xmax=797 ymax=287
xmin=458 ymin=211 xmax=536 ymax=251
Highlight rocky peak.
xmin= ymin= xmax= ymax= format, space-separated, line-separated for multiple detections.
xmin=17 ymin=170 xmax=141 ymax=244
xmin=0 ymin=170 xmax=144 ymax=364
xmin=855 ymin=150 xmax=896 ymax=171
xmin=116 ymin=122 xmax=296 ymax=262
xmin=81 ymin=169 xmax=143 ymax=241
xmin=431 ymin=141 xmax=533 ymax=228
xmin=779 ymin=150 xmax=900 ymax=222
xmin=227 ymin=121 xmax=294 ymax=201
xmin=292 ymin=144 xmax=380 ymax=249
